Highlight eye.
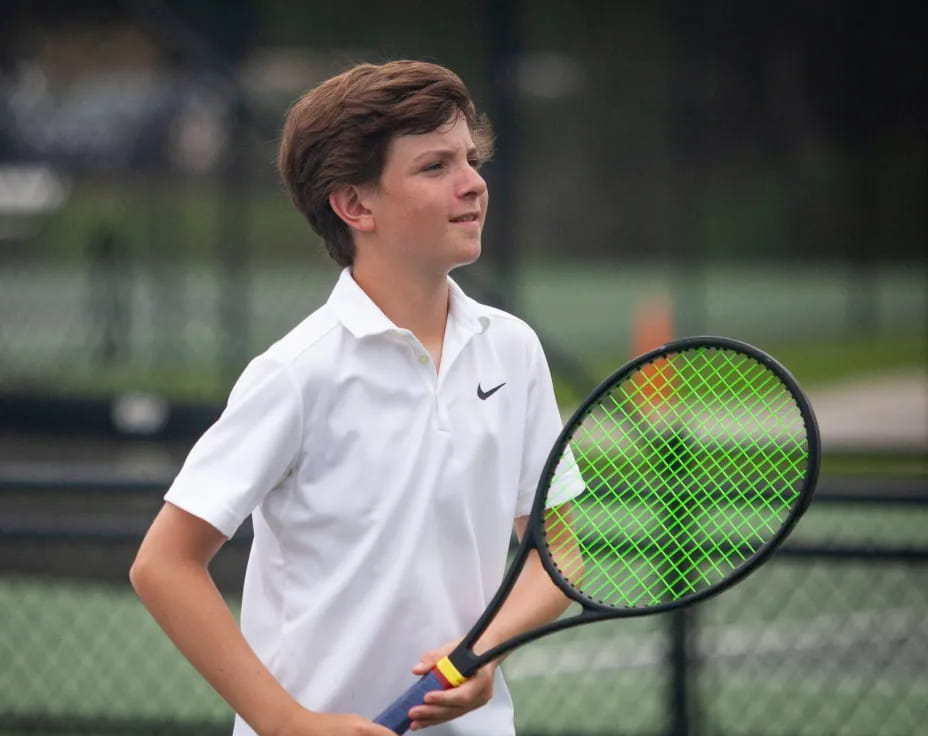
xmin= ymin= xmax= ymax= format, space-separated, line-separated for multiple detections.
xmin=423 ymin=161 xmax=444 ymax=173
xmin=468 ymin=157 xmax=481 ymax=170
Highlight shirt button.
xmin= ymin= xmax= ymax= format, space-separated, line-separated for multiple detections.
xmin=417 ymin=354 xmax=429 ymax=365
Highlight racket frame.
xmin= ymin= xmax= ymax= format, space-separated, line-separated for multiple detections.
xmin=448 ymin=335 xmax=820 ymax=677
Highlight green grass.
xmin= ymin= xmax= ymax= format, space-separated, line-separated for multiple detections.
xmin=582 ymin=332 xmax=926 ymax=392
xmin=821 ymin=451 xmax=928 ymax=477
xmin=760 ymin=334 xmax=927 ymax=388
xmin=554 ymin=332 xmax=927 ymax=413
xmin=30 ymin=180 xmax=316 ymax=263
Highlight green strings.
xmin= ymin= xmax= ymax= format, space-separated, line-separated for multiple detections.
xmin=543 ymin=347 xmax=808 ymax=609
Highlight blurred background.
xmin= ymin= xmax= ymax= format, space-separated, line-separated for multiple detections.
xmin=1 ymin=1 xmax=925 ymax=735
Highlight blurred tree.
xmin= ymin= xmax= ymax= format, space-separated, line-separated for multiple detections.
xmin=2 ymin=0 xmax=924 ymax=261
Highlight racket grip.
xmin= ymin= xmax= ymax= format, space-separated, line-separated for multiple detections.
xmin=373 ymin=668 xmax=451 ymax=734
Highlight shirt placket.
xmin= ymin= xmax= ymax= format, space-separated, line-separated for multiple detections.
xmin=396 ymin=330 xmax=450 ymax=432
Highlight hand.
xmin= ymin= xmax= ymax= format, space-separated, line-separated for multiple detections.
xmin=407 ymin=642 xmax=496 ymax=732
xmin=271 ymin=706 xmax=395 ymax=736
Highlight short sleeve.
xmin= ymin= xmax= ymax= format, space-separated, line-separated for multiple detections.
xmin=514 ymin=334 xmax=585 ymax=517
xmin=164 ymin=356 xmax=303 ymax=538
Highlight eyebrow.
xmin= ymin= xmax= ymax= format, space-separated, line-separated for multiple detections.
xmin=412 ymin=146 xmax=479 ymax=163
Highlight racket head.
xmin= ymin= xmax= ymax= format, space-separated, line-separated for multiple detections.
xmin=532 ymin=336 xmax=820 ymax=616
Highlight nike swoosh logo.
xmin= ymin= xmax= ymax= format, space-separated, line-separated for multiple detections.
xmin=477 ymin=382 xmax=506 ymax=400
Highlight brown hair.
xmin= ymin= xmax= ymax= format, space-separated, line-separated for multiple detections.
xmin=278 ymin=60 xmax=494 ymax=267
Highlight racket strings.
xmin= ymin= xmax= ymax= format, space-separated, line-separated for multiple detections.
xmin=604 ymin=350 xmax=800 ymax=592
xmin=542 ymin=347 xmax=810 ymax=609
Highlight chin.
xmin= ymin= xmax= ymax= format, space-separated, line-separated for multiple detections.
xmin=437 ymin=237 xmax=482 ymax=274
xmin=459 ymin=238 xmax=482 ymax=265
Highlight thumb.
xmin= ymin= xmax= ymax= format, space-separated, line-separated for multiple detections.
xmin=411 ymin=648 xmax=444 ymax=675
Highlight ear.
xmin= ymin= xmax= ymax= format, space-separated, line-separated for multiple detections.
xmin=328 ymin=185 xmax=375 ymax=234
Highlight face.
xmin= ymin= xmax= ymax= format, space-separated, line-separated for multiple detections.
xmin=360 ymin=112 xmax=489 ymax=276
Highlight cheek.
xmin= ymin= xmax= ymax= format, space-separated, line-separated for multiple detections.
xmin=403 ymin=199 xmax=445 ymax=230
xmin=404 ymin=199 xmax=432 ymax=220
xmin=382 ymin=201 xmax=425 ymax=233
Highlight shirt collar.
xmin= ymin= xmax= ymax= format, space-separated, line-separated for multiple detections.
xmin=327 ymin=267 xmax=491 ymax=339
xmin=447 ymin=276 xmax=491 ymax=336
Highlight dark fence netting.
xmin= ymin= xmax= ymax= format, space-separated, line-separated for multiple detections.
xmin=1 ymin=475 xmax=926 ymax=736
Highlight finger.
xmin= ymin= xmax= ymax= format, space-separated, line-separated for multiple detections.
xmin=406 ymin=684 xmax=469 ymax=726
xmin=411 ymin=659 xmax=432 ymax=675
xmin=410 ymin=648 xmax=445 ymax=674
xmin=409 ymin=703 xmax=468 ymax=730
xmin=410 ymin=697 xmax=486 ymax=727
xmin=423 ymin=688 xmax=461 ymax=708
xmin=423 ymin=676 xmax=490 ymax=708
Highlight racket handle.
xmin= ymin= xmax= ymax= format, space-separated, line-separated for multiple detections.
xmin=373 ymin=668 xmax=453 ymax=734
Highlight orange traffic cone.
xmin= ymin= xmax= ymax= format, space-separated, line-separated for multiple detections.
xmin=631 ymin=293 xmax=675 ymax=411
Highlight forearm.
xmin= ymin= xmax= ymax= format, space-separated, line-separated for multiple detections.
xmin=475 ymin=550 xmax=571 ymax=660
xmin=130 ymin=505 xmax=304 ymax=736
xmin=133 ymin=560 xmax=300 ymax=734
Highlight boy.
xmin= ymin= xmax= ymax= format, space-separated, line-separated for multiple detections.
xmin=131 ymin=60 xmax=572 ymax=735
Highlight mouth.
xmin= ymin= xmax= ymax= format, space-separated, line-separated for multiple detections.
xmin=449 ymin=213 xmax=480 ymax=223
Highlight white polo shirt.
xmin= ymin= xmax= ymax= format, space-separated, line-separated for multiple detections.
xmin=165 ymin=268 xmax=574 ymax=735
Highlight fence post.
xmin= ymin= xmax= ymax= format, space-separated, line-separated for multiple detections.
xmin=845 ymin=147 xmax=880 ymax=336
xmin=218 ymin=96 xmax=250 ymax=379
xmin=88 ymin=225 xmax=130 ymax=365
xmin=668 ymin=607 xmax=696 ymax=736
xmin=481 ymin=0 xmax=520 ymax=312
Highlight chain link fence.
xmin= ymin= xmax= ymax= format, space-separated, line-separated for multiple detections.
xmin=1 ymin=473 xmax=926 ymax=735
xmin=2 ymin=5 xmax=926 ymax=736
xmin=2 ymin=242 xmax=925 ymax=405
xmin=0 ymin=234 xmax=340 ymax=403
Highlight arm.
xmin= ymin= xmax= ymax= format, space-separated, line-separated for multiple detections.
xmin=407 ymin=515 xmax=572 ymax=730
xmin=130 ymin=503 xmax=391 ymax=736
xmin=475 ymin=515 xmax=574 ymax=654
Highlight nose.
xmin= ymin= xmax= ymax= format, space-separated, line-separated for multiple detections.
xmin=458 ymin=165 xmax=487 ymax=199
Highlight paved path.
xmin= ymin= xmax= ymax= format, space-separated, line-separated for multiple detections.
xmin=809 ymin=369 xmax=928 ymax=452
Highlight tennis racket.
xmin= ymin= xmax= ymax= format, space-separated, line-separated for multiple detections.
xmin=373 ymin=336 xmax=820 ymax=733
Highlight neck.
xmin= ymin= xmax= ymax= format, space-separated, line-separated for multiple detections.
xmin=351 ymin=257 xmax=450 ymax=360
